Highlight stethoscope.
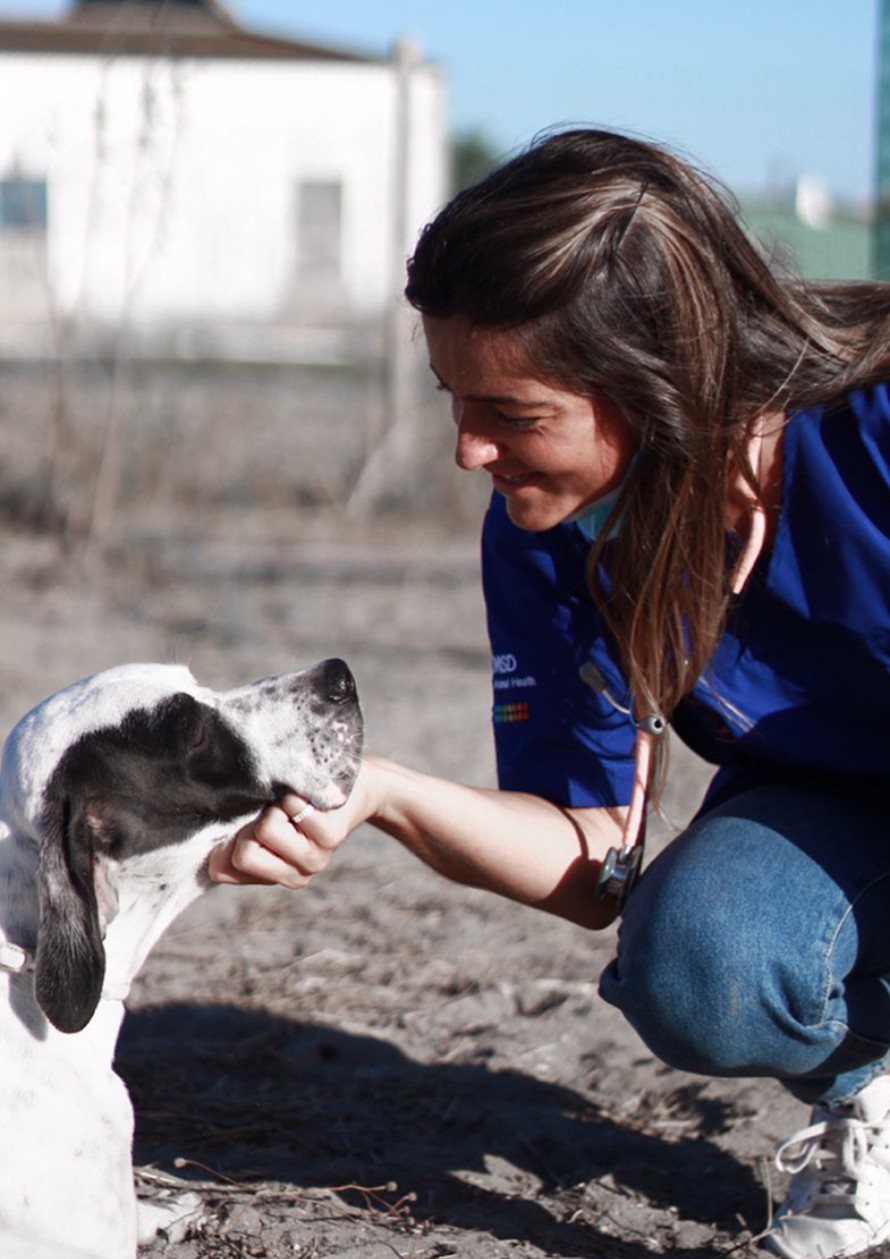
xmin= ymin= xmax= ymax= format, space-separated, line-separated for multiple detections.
xmin=578 ymin=659 xmax=666 ymax=908
xmin=574 ymin=420 xmax=770 ymax=906
xmin=576 ymin=420 xmax=768 ymax=910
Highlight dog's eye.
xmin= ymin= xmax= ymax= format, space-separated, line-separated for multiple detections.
xmin=164 ymin=693 xmax=210 ymax=754
xmin=182 ymin=714 xmax=213 ymax=759
xmin=186 ymin=723 xmax=210 ymax=756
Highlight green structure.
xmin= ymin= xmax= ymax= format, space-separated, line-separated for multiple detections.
xmin=743 ymin=200 xmax=871 ymax=282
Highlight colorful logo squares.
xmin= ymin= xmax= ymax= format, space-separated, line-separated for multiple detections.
xmin=493 ymin=701 xmax=530 ymax=724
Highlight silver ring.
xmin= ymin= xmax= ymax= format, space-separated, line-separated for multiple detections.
xmin=289 ymin=803 xmax=316 ymax=826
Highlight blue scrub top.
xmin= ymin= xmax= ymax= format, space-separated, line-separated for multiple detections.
xmin=482 ymin=385 xmax=890 ymax=808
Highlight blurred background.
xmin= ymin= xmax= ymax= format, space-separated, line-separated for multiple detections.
xmin=0 ymin=0 xmax=885 ymax=562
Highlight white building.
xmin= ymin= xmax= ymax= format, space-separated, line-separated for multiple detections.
xmin=0 ymin=0 xmax=448 ymax=357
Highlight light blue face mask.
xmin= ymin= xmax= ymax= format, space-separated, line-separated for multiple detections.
xmin=570 ymin=453 xmax=640 ymax=542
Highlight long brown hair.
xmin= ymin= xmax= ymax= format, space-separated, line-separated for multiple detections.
xmin=406 ymin=127 xmax=890 ymax=745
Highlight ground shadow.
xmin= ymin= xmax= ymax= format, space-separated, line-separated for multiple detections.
xmin=116 ymin=1002 xmax=766 ymax=1258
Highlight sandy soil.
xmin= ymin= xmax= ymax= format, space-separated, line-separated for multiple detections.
xmin=0 ymin=514 xmax=812 ymax=1259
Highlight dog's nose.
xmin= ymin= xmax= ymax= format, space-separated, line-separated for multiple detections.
xmin=319 ymin=658 xmax=357 ymax=704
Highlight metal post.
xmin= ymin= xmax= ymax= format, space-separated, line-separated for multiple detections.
xmin=386 ymin=36 xmax=420 ymax=482
xmin=873 ymin=0 xmax=890 ymax=276
xmin=348 ymin=36 xmax=420 ymax=515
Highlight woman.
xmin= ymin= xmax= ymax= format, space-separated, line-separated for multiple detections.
xmin=210 ymin=128 xmax=890 ymax=1259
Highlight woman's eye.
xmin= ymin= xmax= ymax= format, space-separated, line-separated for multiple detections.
xmin=497 ymin=412 xmax=540 ymax=428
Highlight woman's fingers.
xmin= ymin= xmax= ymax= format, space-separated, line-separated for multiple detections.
xmin=208 ymin=834 xmax=312 ymax=888
xmin=208 ymin=760 xmax=378 ymax=890
xmin=208 ymin=798 xmax=344 ymax=888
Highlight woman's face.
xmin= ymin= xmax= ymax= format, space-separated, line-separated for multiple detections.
xmin=423 ymin=316 xmax=637 ymax=533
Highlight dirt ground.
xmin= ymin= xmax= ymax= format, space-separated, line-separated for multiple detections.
xmin=0 ymin=500 xmax=821 ymax=1259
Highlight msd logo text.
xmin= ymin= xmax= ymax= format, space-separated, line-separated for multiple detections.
xmin=492 ymin=653 xmax=518 ymax=675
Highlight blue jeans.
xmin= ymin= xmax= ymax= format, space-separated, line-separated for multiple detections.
xmin=599 ymin=773 xmax=890 ymax=1105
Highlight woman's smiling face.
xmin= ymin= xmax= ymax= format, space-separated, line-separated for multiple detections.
xmin=423 ymin=316 xmax=637 ymax=533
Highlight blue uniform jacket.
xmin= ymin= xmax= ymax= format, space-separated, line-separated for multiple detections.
xmin=482 ymin=385 xmax=890 ymax=807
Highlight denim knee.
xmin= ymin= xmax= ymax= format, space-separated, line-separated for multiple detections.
xmin=598 ymin=817 xmax=783 ymax=1076
xmin=599 ymin=782 xmax=890 ymax=1092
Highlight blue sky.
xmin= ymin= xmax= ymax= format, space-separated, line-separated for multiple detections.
xmin=0 ymin=0 xmax=879 ymax=201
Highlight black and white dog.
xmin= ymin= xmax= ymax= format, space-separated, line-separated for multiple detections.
xmin=0 ymin=660 xmax=362 ymax=1259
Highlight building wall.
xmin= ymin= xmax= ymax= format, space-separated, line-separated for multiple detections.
xmin=0 ymin=47 xmax=447 ymax=346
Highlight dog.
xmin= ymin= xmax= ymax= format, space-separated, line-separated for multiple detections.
xmin=0 ymin=659 xmax=363 ymax=1259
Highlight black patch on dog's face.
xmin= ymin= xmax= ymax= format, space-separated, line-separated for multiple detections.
xmin=34 ymin=694 xmax=275 ymax=1034
xmin=49 ymin=693 xmax=274 ymax=857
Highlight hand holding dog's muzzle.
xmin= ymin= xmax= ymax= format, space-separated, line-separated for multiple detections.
xmin=209 ymin=802 xmax=328 ymax=889
xmin=207 ymin=766 xmax=371 ymax=890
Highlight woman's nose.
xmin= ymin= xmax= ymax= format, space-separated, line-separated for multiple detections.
xmin=454 ymin=415 xmax=499 ymax=471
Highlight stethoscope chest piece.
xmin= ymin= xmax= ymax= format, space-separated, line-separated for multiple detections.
xmin=595 ymin=842 xmax=644 ymax=908
xmin=579 ymin=657 xmax=658 ymax=910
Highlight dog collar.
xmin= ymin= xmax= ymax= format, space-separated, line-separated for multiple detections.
xmin=0 ymin=940 xmax=32 ymax=975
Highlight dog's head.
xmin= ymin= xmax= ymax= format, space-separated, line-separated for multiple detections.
xmin=0 ymin=660 xmax=363 ymax=1033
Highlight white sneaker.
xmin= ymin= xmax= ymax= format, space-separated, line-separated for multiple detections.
xmin=767 ymin=1074 xmax=890 ymax=1259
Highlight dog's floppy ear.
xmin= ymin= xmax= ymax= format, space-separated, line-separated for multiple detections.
xmin=34 ymin=786 xmax=115 ymax=1034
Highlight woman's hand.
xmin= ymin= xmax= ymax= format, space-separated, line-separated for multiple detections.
xmin=207 ymin=761 xmax=377 ymax=889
